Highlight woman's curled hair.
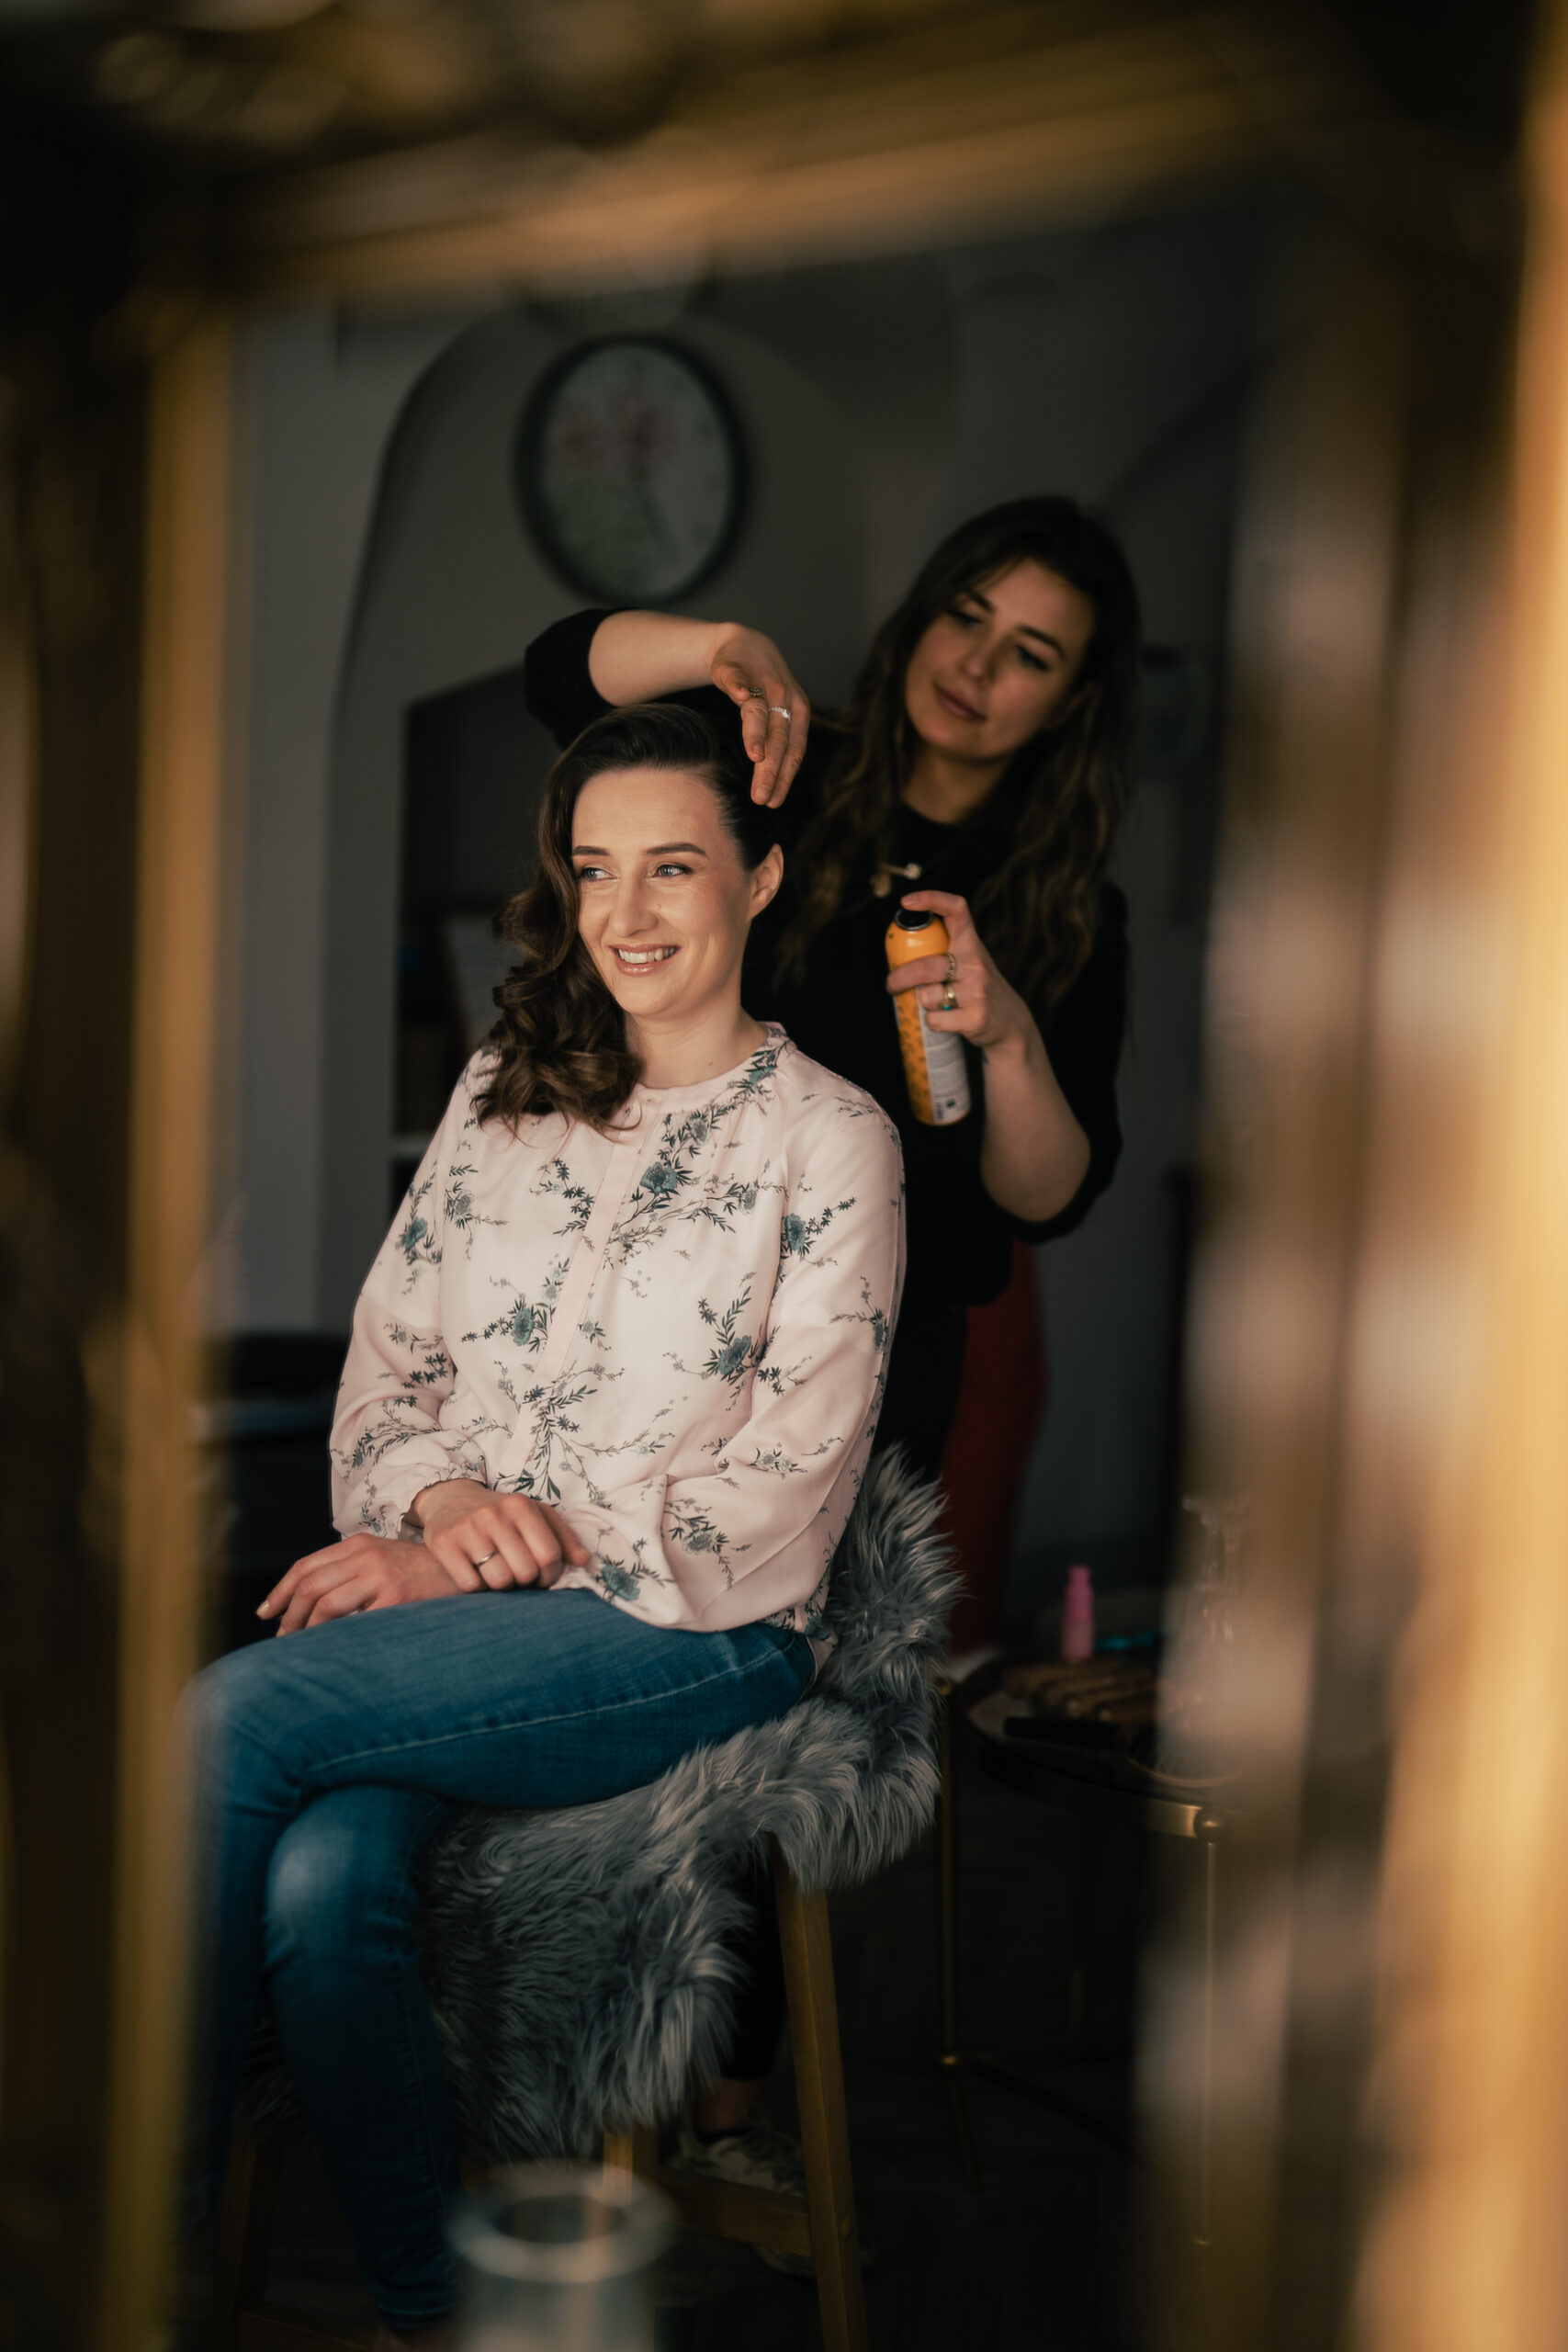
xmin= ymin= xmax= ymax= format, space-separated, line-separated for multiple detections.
xmin=476 ymin=701 xmax=778 ymax=1133
xmin=775 ymin=496 xmax=1140 ymax=1013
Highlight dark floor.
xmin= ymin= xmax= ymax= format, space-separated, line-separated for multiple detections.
xmin=251 ymin=1727 xmax=1163 ymax=2350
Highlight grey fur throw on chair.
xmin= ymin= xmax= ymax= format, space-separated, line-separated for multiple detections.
xmin=242 ymin=1446 xmax=956 ymax=2162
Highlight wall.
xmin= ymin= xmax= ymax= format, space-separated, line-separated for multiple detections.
xmin=220 ymin=303 xmax=477 ymax=1330
xmin=219 ymin=190 xmax=1277 ymax=1600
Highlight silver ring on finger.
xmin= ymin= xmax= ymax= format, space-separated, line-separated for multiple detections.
xmin=768 ymin=705 xmax=792 ymax=723
xmin=943 ymin=952 xmax=957 ymax=985
xmin=472 ymin=1549 xmax=498 ymax=1567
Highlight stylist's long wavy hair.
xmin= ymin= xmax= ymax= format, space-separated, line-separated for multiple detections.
xmin=777 ymin=496 xmax=1140 ymax=1012
xmin=477 ymin=702 xmax=778 ymax=1134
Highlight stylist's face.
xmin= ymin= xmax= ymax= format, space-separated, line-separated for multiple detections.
xmin=571 ymin=767 xmax=780 ymax=1033
xmin=904 ymin=558 xmax=1096 ymax=764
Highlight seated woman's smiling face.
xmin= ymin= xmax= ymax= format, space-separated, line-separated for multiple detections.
xmin=570 ymin=765 xmax=783 ymax=1035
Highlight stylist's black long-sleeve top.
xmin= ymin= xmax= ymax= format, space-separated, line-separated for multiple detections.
xmin=523 ymin=610 xmax=1128 ymax=1467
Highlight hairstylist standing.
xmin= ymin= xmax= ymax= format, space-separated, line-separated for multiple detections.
xmin=525 ymin=497 xmax=1137 ymax=1476
xmin=523 ymin=497 xmax=1139 ymax=2226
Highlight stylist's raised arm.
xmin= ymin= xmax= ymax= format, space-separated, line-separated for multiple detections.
xmin=585 ymin=611 xmax=811 ymax=808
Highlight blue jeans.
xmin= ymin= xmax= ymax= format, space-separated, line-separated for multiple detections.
xmin=186 ymin=1589 xmax=815 ymax=2330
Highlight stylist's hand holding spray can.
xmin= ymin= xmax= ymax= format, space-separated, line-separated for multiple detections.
xmin=886 ymin=907 xmax=971 ymax=1124
xmin=886 ymin=889 xmax=1036 ymax=1126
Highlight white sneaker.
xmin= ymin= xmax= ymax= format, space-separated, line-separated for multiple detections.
xmin=671 ymin=2110 xmax=872 ymax=2278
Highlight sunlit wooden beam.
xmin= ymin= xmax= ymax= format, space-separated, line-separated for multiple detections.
xmin=97 ymin=311 xmax=235 ymax=2352
xmin=1355 ymin=4 xmax=1568 ymax=2346
xmin=224 ymin=14 xmax=1334 ymax=300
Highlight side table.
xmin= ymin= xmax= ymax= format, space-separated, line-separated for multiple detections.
xmin=936 ymin=1655 xmax=1236 ymax=2259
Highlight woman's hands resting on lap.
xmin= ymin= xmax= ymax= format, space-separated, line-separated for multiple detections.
xmin=259 ymin=1480 xmax=591 ymax=1634
xmin=412 ymin=1476 xmax=591 ymax=1588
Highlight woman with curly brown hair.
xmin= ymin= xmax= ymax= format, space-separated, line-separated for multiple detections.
xmin=186 ymin=702 xmax=904 ymax=2347
xmin=525 ymin=494 xmax=1138 ymax=2222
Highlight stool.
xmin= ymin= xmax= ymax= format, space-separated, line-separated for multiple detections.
xmin=211 ymin=1450 xmax=956 ymax=2352
xmin=216 ymin=1850 xmax=863 ymax=2350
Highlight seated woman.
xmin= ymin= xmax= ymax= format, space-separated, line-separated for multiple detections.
xmin=187 ymin=702 xmax=905 ymax=2349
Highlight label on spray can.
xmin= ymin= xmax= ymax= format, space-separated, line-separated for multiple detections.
xmin=886 ymin=910 xmax=973 ymax=1126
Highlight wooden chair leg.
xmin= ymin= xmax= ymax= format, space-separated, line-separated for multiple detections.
xmin=603 ymin=2120 xmax=660 ymax=2179
xmin=935 ymin=1673 xmax=983 ymax=2192
xmin=213 ymin=2127 xmax=284 ymax=2348
xmin=773 ymin=1857 xmax=867 ymax=2352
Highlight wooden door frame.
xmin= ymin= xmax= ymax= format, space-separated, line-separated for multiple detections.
xmin=100 ymin=313 xmax=239 ymax=2352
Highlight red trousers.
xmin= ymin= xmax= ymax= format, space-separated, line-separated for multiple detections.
xmin=939 ymin=1240 xmax=1049 ymax=1654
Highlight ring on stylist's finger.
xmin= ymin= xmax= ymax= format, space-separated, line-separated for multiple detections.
xmin=769 ymin=705 xmax=792 ymax=722
xmin=941 ymin=986 xmax=958 ymax=1011
xmin=472 ymin=1549 xmax=498 ymax=1567
xmin=943 ymin=952 xmax=957 ymax=984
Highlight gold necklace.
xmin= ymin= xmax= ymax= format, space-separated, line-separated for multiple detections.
xmin=870 ymin=860 xmax=922 ymax=899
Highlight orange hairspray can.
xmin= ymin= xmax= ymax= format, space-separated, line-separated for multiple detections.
xmin=886 ymin=908 xmax=973 ymax=1126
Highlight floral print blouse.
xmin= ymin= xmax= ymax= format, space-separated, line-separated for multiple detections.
xmin=331 ymin=1027 xmax=906 ymax=1642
